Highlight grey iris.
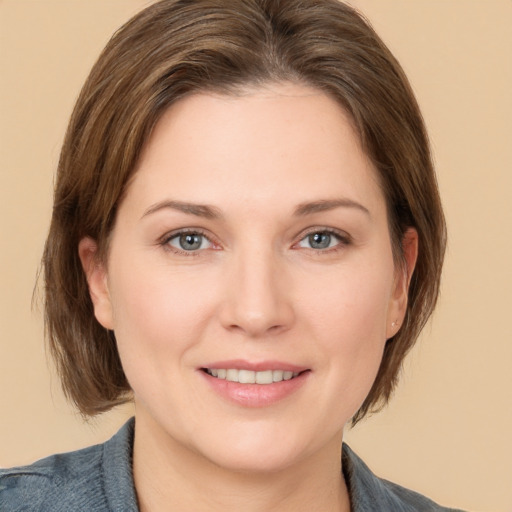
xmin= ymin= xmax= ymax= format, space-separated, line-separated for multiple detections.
xmin=179 ymin=233 xmax=202 ymax=250
xmin=309 ymin=232 xmax=331 ymax=249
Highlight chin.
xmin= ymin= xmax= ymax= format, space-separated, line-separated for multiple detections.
xmin=204 ymin=444 xmax=303 ymax=475
xmin=189 ymin=423 xmax=324 ymax=475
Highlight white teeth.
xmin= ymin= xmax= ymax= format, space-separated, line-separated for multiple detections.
xmin=226 ymin=369 xmax=238 ymax=382
xmin=272 ymin=370 xmax=284 ymax=382
xmin=206 ymin=368 xmax=300 ymax=384
xmin=256 ymin=370 xmax=273 ymax=384
xmin=238 ymin=370 xmax=256 ymax=384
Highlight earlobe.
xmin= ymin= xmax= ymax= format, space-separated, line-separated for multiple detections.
xmin=78 ymin=237 xmax=114 ymax=330
xmin=387 ymin=228 xmax=418 ymax=339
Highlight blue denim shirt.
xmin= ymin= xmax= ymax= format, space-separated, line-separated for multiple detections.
xmin=0 ymin=418 xmax=466 ymax=511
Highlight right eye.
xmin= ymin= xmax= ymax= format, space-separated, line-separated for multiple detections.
xmin=166 ymin=232 xmax=213 ymax=252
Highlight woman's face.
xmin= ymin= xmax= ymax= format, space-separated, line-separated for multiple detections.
xmin=82 ymin=83 xmax=413 ymax=473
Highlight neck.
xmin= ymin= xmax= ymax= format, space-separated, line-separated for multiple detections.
xmin=132 ymin=412 xmax=351 ymax=512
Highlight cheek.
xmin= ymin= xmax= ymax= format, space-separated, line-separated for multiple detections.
xmin=303 ymin=261 xmax=393 ymax=346
xmin=321 ymin=286 xmax=389 ymax=380
xmin=107 ymin=257 xmax=222 ymax=358
xmin=298 ymin=260 xmax=393 ymax=408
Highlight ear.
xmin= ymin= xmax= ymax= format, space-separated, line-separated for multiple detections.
xmin=386 ymin=228 xmax=418 ymax=339
xmin=78 ymin=237 xmax=114 ymax=330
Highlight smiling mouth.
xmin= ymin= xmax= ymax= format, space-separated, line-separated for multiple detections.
xmin=203 ymin=368 xmax=303 ymax=384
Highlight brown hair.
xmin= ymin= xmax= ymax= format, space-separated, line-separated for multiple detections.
xmin=43 ymin=0 xmax=446 ymax=423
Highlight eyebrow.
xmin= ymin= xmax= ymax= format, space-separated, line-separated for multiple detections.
xmin=141 ymin=200 xmax=223 ymax=220
xmin=294 ymin=198 xmax=370 ymax=217
xmin=141 ymin=197 xmax=370 ymax=220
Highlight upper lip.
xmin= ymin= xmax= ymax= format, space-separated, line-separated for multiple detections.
xmin=200 ymin=359 xmax=309 ymax=373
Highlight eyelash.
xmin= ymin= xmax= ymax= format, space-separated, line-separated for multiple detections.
xmin=159 ymin=228 xmax=217 ymax=256
xmin=295 ymin=228 xmax=352 ymax=254
xmin=159 ymin=227 xmax=351 ymax=256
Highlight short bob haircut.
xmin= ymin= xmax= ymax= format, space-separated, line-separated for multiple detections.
xmin=43 ymin=0 xmax=446 ymax=425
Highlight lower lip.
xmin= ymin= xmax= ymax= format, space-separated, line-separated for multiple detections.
xmin=200 ymin=370 xmax=310 ymax=408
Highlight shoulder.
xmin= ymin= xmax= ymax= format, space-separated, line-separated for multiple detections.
xmin=0 ymin=419 xmax=137 ymax=512
xmin=0 ymin=443 xmax=110 ymax=512
xmin=0 ymin=443 xmax=108 ymax=511
xmin=342 ymin=444 xmax=467 ymax=512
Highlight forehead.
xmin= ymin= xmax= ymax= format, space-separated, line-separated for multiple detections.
xmin=124 ymin=82 xmax=384 ymax=217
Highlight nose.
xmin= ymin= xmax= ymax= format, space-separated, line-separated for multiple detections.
xmin=218 ymin=246 xmax=295 ymax=338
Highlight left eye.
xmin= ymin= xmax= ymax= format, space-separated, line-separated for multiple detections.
xmin=298 ymin=231 xmax=341 ymax=250
xmin=167 ymin=232 xmax=212 ymax=251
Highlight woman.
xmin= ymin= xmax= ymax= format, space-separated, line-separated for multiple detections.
xmin=0 ymin=0 xmax=464 ymax=510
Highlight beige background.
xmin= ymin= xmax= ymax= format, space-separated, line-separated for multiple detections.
xmin=1 ymin=1 xmax=511 ymax=510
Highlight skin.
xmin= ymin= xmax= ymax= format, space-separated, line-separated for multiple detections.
xmin=80 ymin=83 xmax=417 ymax=512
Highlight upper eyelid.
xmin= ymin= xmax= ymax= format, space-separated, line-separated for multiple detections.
xmin=296 ymin=226 xmax=351 ymax=242
xmin=160 ymin=227 xmax=214 ymax=244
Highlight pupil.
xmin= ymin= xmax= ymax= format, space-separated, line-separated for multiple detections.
xmin=180 ymin=233 xmax=201 ymax=250
xmin=310 ymin=232 xmax=330 ymax=249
